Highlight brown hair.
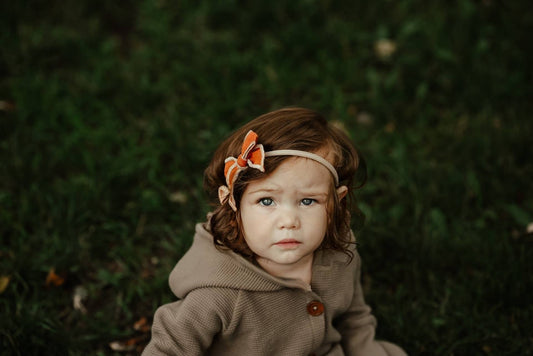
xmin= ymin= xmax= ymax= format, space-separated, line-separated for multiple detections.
xmin=204 ymin=107 xmax=366 ymax=257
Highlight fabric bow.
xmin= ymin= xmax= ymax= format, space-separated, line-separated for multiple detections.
xmin=224 ymin=130 xmax=265 ymax=189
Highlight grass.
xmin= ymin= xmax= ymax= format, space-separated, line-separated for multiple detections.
xmin=1 ymin=1 xmax=532 ymax=355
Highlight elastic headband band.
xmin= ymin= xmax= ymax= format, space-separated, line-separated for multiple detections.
xmin=265 ymin=150 xmax=339 ymax=186
xmin=223 ymin=130 xmax=340 ymax=194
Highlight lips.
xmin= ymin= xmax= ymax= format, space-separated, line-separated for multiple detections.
xmin=274 ymin=239 xmax=301 ymax=248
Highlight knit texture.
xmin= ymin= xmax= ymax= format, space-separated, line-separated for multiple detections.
xmin=142 ymin=222 xmax=407 ymax=356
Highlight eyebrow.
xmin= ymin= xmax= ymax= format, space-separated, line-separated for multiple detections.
xmin=246 ymin=187 xmax=329 ymax=198
xmin=299 ymin=192 xmax=329 ymax=200
xmin=246 ymin=187 xmax=282 ymax=195
xmin=303 ymin=192 xmax=329 ymax=197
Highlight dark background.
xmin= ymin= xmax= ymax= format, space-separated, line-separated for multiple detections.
xmin=1 ymin=1 xmax=532 ymax=355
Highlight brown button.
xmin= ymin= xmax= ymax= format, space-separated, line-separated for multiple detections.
xmin=307 ymin=301 xmax=324 ymax=316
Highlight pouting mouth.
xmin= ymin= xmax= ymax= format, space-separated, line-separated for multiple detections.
xmin=274 ymin=239 xmax=301 ymax=245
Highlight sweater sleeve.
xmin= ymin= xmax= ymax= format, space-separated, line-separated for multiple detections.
xmin=335 ymin=251 xmax=407 ymax=356
xmin=142 ymin=289 xmax=230 ymax=356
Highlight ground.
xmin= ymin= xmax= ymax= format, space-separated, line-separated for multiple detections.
xmin=1 ymin=1 xmax=532 ymax=355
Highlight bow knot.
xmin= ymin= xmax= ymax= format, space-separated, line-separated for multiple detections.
xmin=224 ymin=130 xmax=265 ymax=188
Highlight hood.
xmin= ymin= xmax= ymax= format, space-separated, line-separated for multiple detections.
xmin=169 ymin=222 xmax=354 ymax=299
xmin=169 ymin=222 xmax=312 ymax=298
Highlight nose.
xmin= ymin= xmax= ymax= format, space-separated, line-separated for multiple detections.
xmin=277 ymin=206 xmax=300 ymax=230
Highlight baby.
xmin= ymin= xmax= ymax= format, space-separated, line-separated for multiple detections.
xmin=143 ymin=107 xmax=407 ymax=355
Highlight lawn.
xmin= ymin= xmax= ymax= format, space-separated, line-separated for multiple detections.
xmin=1 ymin=1 xmax=532 ymax=355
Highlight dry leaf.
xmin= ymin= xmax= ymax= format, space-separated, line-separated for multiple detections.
xmin=109 ymin=317 xmax=151 ymax=352
xmin=73 ymin=285 xmax=88 ymax=314
xmin=384 ymin=122 xmax=396 ymax=133
xmin=0 ymin=100 xmax=16 ymax=112
xmin=135 ymin=214 xmax=147 ymax=236
xmin=347 ymin=105 xmax=358 ymax=118
xmin=374 ymin=39 xmax=397 ymax=60
xmin=356 ymin=112 xmax=374 ymax=126
xmin=109 ymin=336 xmax=148 ymax=352
xmin=0 ymin=275 xmax=10 ymax=294
xmin=109 ymin=341 xmax=135 ymax=352
xmin=169 ymin=191 xmax=188 ymax=203
xmin=133 ymin=317 xmax=150 ymax=333
xmin=45 ymin=268 xmax=65 ymax=287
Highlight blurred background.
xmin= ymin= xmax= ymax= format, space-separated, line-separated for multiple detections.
xmin=1 ymin=1 xmax=532 ymax=355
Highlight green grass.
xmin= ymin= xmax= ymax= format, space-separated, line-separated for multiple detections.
xmin=1 ymin=1 xmax=532 ymax=355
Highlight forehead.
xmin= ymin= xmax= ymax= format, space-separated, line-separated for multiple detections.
xmin=247 ymin=157 xmax=333 ymax=192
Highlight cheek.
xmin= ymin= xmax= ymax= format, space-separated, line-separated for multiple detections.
xmin=240 ymin=207 xmax=263 ymax=237
xmin=306 ymin=208 xmax=328 ymax=235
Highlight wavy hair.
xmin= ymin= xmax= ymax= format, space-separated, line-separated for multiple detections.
xmin=203 ymin=107 xmax=366 ymax=258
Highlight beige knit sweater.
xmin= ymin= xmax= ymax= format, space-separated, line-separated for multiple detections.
xmin=142 ymin=222 xmax=406 ymax=356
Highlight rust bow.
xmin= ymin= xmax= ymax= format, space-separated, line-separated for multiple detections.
xmin=224 ymin=130 xmax=265 ymax=189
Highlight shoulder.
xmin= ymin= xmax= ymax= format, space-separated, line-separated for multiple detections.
xmin=176 ymin=287 xmax=239 ymax=316
xmin=146 ymin=288 xmax=242 ymax=355
xmin=154 ymin=287 xmax=241 ymax=332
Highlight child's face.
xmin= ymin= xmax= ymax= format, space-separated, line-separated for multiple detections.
xmin=239 ymin=157 xmax=332 ymax=271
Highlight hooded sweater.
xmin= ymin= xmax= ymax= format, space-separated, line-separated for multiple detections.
xmin=142 ymin=222 xmax=406 ymax=356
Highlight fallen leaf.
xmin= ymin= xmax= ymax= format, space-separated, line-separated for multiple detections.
xmin=45 ymin=268 xmax=65 ymax=287
xmin=374 ymin=39 xmax=397 ymax=60
xmin=135 ymin=214 xmax=147 ymax=236
xmin=109 ymin=341 xmax=135 ymax=352
xmin=356 ymin=112 xmax=374 ymax=126
xmin=347 ymin=105 xmax=358 ymax=118
xmin=169 ymin=191 xmax=188 ymax=204
xmin=109 ymin=335 xmax=149 ymax=352
xmin=384 ymin=122 xmax=396 ymax=133
xmin=0 ymin=100 xmax=16 ymax=112
xmin=134 ymin=317 xmax=150 ymax=333
xmin=73 ymin=285 xmax=88 ymax=314
xmin=0 ymin=275 xmax=10 ymax=294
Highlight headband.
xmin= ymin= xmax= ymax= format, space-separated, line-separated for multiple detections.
xmin=223 ymin=130 xmax=340 ymax=192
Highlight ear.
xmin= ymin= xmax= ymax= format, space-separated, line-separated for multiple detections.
xmin=218 ymin=185 xmax=237 ymax=211
xmin=336 ymin=185 xmax=348 ymax=201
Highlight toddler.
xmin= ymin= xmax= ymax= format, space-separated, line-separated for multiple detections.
xmin=143 ymin=108 xmax=406 ymax=355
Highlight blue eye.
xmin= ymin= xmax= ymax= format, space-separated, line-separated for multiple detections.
xmin=301 ymin=198 xmax=316 ymax=206
xmin=259 ymin=198 xmax=274 ymax=206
